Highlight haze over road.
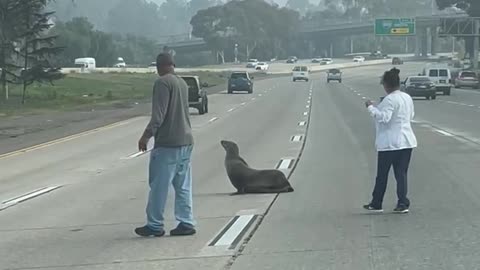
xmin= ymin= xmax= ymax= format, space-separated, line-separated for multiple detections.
xmin=1 ymin=62 xmax=480 ymax=269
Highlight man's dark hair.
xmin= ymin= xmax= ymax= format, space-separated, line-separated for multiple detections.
xmin=382 ymin=68 xmax=400 ymax=89
xmin=156 ymin=53 xmax=174 ymax=69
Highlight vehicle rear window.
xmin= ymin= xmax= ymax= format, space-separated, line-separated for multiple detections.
xmin=181 ymin=77 xmax=198 ymax=90
xmin=410 ymin=77 xmax=430 ymax=82
xmin=293 ymin=66 xmax=307 ymax=72
xmin=429 ymin=70 xmax=438 ymax=77
xmin=461 ymin=72 xmax=476 ymax=77
xmin=230 ymin=73 xmax=248 ymax=79
xmin=439 ymin=70 xmax=448 ymax=77
xmin=329 ymin=69 xmax=340 ymax=73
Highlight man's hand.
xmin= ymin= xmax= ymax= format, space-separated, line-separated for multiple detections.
xmin=138 ymin=136 xmax=149 ymax=152
xmin=365 ymin=100 xmax=374 ymax=108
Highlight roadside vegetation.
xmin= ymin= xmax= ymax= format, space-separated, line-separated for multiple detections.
xmin=0 ymin=71 xmax=227 ymax=116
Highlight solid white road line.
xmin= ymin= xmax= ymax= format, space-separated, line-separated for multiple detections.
xmin=434 ymin=129 xmax=454 ymax=137
xmin=2 ymin=186 xmax=62 ymax=206
xmin=214 ymin=215 xmax=255 ymax=246
xmin=209 ymin=117 xmax=219 ymax=123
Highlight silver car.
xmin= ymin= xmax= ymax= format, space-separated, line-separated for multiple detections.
xmin=455 ymin=71 xmax=479 ymax=89
xmin=327 ymin=69 xmax=342 ymax=83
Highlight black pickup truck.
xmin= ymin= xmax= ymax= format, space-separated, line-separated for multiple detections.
xmin=181 ymin=76 xmax=209 ymax=115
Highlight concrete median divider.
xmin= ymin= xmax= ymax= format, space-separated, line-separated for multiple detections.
xmin=61 ymin=57 xmax=425 ymax=75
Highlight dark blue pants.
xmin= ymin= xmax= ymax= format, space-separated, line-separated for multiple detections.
xmin=371 ymin=148 xmax=412 ymax=208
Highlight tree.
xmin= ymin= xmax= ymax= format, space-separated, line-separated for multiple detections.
xmin=286 ymin=0 xmax=312 ymax=16
xmin=0 ymin=0 xmax=24 ymax=101
xmin=436 ymin=0 xmax=480 ymax=16
xmin=191 ymin=0 xmax=300 ymax=62
xmin=16 ymin=0 xmax=64 ymax=104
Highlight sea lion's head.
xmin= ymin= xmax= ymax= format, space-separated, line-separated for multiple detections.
xmin=221 ymin=140 xmax=239 ymax=156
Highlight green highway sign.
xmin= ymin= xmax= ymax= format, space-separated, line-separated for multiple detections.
xmin=375 ymin=18 xmax=416 ymax=36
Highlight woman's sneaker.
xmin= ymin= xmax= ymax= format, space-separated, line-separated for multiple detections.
xmin=363 ymin=204 xmax=383 ymax=213
xmin=393 ymin=205 xmax=409 ymax=214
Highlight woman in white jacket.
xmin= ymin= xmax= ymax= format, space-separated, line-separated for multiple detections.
xmin=364 ymin=68 xmax=417 ymax=214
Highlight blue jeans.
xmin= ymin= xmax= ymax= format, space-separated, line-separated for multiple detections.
xmin=146 ymin=145 xmax=195 ymax=231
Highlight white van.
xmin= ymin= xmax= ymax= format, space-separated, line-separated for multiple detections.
xmin=292 ymin=66 xmax=309 ymax=82
xmin=422 ymin=65 xmax=452 ymax=95
xmin=74 ymin=57 xmax=96 ymax=72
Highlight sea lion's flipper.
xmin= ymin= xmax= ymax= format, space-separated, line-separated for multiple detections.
xmin=239 ymin=157 xmax=249 ymax=166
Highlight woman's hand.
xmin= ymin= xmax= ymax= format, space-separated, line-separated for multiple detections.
xmin=365 ymin=100 xmax=374 ymax=108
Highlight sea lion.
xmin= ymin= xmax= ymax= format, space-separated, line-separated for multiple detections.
xmin=220 ymin=140 xmax=294 ymax=194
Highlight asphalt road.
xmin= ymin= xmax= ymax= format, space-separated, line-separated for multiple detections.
xmin=2 ymin=62 xmax=480 ymax=270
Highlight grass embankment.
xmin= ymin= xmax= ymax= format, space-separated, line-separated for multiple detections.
xmin=0 ymin=71 xmax=227 ymax=116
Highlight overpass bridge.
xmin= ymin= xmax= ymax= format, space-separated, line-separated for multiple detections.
xmin=162 ymin=13 xmax=469 ymax=56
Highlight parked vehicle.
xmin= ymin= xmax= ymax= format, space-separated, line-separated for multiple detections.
xmin=422 ymin=64 xmax=452 ymax=95
xmin=327 ymin=68 xmax=342 ymax=83
xmin=292 ymin=66 xmax=309 ymax=82
xmin=228 ymin=72 xmax=253 ymax=94
xmin=181 ymin=76 xmax=209 ymax=115
xmin=455 ymin=70 xmax=479 ymax=89
xmin=401 ymin=76 xmax=437 ymax=100
xmin=311 ymin=57 xmax=321 ymax=63
xmin=255 ymin=62 xmax=269 ymax=71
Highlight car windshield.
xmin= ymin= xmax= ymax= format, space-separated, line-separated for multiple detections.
xmin=439 ymin=70 xmax=448 ymax=77
xmin=429 ymin=70 xmax=439 ymax=77
xmin=329 ymin=69 xmax=340 ymax=73
xmin=230 ymin=73 xmax=248 ymax=79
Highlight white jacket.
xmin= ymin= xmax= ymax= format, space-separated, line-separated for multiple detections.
xmin=368 ymin=90 xmax=417 ymax=151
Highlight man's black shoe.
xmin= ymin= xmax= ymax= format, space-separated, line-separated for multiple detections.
xmin=393 ymin=205 xmax=409 ymax=214
xmin=134 ymin=226 xmax=165 ymax=237
xmin=170 ymin=223 xmax=196 ymax=236
xmin=363 ymin=204 xmax=384 ymax=213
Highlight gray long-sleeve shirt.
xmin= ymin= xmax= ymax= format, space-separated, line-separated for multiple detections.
xmin=143 ymin=73 xmax=194 ymax=148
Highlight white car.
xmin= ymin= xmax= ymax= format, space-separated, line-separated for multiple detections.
xmin=353 ymin=56 xmax=365 ymax=63
xmin=246 ymin=59 xmax=259 ymax=68
xmin=255 ymin=62 xmax=269 ymax=71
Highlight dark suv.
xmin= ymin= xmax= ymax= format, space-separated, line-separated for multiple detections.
xmin=181 ymin=76 xmax=208 ymax=115
xmin=228 ymin=72 xmax=253 ymax=94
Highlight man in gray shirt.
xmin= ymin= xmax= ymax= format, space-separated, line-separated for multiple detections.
xmin=135 ymin=53 xmax=196 ymax=237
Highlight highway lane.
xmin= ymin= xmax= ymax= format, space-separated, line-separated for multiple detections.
xmin=338 ymin=63 xmax=480 ymax=145
xmin=0 ymin=74 xmax=313 ymax=269
xmin=230 ymin=63 xmax=480 ymax=269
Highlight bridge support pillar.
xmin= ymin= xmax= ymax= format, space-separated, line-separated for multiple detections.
xmin=415 ymin=31 xmax=421 ymax=57
xmin=431 ymin=27 xmax=438 ymax=56
xmin=329 ymin=43 xmax=334 ymax=58
xmin=415 ymin=27 xmax=429 ymax=57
